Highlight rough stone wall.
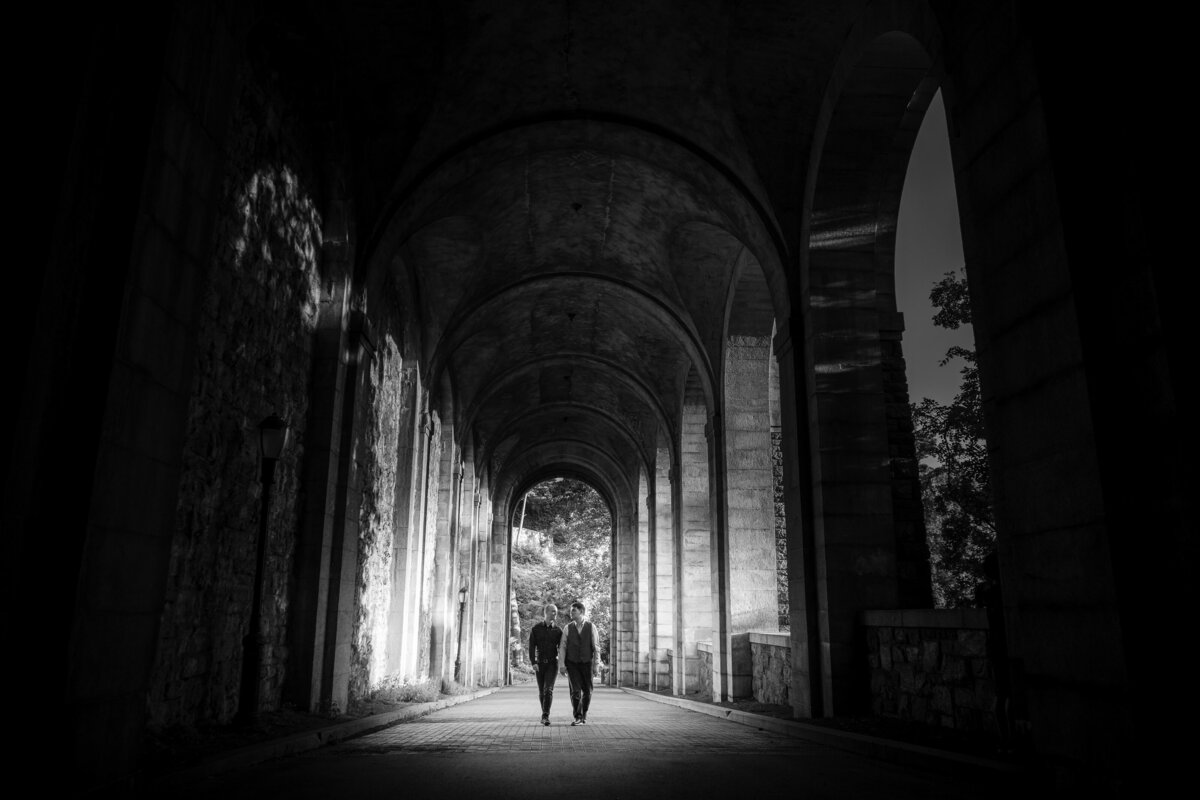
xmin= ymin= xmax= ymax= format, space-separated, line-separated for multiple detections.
xmin=148 ymin=59 xmax=323 ymax=728
xmin=696 ymin=647 xmax=713 ymax=699
xmin=349 ymin=317 xmax=406 ymax=702
xmin=865 ymin=613 xmax=995 ymax=734
xmin=751 ymin=639 xmax=791 ymax=706
xmin=771 ymin=428 xmax=787 ymax=628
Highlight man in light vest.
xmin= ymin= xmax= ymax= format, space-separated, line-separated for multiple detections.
xmin=559 ymin=600 xmax=600 ymax=725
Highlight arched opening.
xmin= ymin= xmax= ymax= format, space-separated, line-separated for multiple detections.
xmin=508 ymin=477 xmax=614 ymax=682
xmin=895 ymin=89 xmax=994 ymax=609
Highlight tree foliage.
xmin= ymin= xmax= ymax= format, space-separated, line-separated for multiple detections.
xmin=912 ymin=269 xmax=996 ymax=608
xmin=510 ymin=478 xmax=612 ymax=670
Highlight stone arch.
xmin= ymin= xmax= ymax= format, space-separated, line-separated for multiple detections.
xmin=482 ymin=402 xmax=653 ymax=480
xmin=494 ymin=441 xmax=637 ymax=686
xmin=428 ymin=273 xmax=717 ymax=411
xmin=461 ymin=354 xmax=675 ymax=448
xmin=802 ymin=3 xmax=944 ymax=715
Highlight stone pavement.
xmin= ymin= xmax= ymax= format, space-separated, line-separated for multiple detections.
xmin=146 ymin=684 xmax=1026 ymax=799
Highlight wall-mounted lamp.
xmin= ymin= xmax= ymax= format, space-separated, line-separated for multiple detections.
xmin=454 ymin=581 xmax=470 ymax=684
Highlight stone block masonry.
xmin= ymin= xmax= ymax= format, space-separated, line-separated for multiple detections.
xmin=861 ymin=609 xmax=996 ymax=735
xmin=750 ymin=631 xmax=791 ymax=706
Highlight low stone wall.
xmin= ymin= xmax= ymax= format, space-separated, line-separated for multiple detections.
xmin=749 ymin=631 xmax=791 ymax=706
xmin=696 ymin=643 xmax=713 ymax=699
xmin=861 ymin=609 xmax=995 ymax=733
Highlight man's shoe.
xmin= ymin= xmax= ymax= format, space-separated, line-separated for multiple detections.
xmin=571 ymin=718 xmax=583 ymax=726
xmin=541 ymin=716 xmax=550 ymax=726
xmin=580 ymin=717 xmax=587 ymax=724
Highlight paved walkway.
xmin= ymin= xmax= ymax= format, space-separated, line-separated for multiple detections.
xmin=150 ymin=685 xmax=1019 ymax=799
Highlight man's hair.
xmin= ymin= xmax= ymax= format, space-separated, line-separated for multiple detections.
xmin=544 ymin=603 xmax=558 ymax=613
xmin=571 ymin=601 xmax=585 ymax=613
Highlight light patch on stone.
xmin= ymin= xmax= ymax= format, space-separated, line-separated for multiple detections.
xmin=232 ymin=166 xmax=323 ymax=333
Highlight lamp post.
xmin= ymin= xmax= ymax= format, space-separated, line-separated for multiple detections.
xmin=237 ymin=413 xmax=288 ymax=727
xmin=454 ymin=582 xmax=469 ymax=684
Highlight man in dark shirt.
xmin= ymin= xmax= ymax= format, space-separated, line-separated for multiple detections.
xmin=560 ymin=600 xmax=600 ymax=725
xmin=528 ymin=603 xmax=563 ymax=725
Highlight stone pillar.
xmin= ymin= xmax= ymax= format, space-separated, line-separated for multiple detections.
xmin=414 ymin=411 xmax=442 ymax=679
xmin=671 ymin=456 xmax=686 ymax=695
xmin=679 ymin=402 xmax=713 ymax=693
xmin=386 ymin=368 xmax=420 ymax=676
xmin=637 ymin=470 xmax=652 ymax=687
xmin=770 ymin=333 xmax=788 ymax=629
xmin=402 ymin=406 xmax=433 ymax=679
xmin=452 ymin=460 xmax=476 ymax=684
xmin=429 ymin=429 xmax=459 ymax=682
xmin=616 ymin=509 xmax=638 ymax=686
xmin=287 ymin=274 xmax=352 ymax=712
xmin=775 ymin=320 xmax=822 ymax=718
xmin=723 ymin=336 xmax=778 ymax=698
xmin=803 ymin=238 xmax=904 ymax=713
xmin=488 ymin=504 xmax=508 ymax=684
xmin=470 ymin=491 xmax=490 ymax=683
xmin=706 ymin=415 xmax=733 ymax=701
xmin=318 ymin=312 xmax=374 ymax=716
xmin=654 ymin=443 xmax=675 ymax=691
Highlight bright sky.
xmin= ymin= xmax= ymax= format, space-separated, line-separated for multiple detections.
xmin=895 ymin=90 xmax=973 ymax=409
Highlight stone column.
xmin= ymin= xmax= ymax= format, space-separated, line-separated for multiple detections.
xmin=318 ymin=311 xmax=374 ymax=715
xmin=775 ymin=320 xmax=822 ymax=718
xmin=671 ymin=456 xmax=686 ymax=695
xmin=802 ymin=225 xmax=906 ymax=714
xmin=415 ymin=411 xmax=442 ymax=679
xmin=654 ymin=444 xmax=675 ymax=691
xmin=637 ymin=470 xmax=652 ymax=687
xmin=400 ymin=406 xmax=433 ymax=678
xmin=386 ymin=368 xmax=420 ymax=676
xmin=429 ymin=430 xmax=459 ymax=681
xmin=470 ymin=491 xmax=490 ymax=683
xmin=679 ymin=403 xmax=713 ymax=693
xmin=287 ymin=274 xmax=351 ymax=711
xmin=452 ymin=460 xmax=476 ymax=684
xmin=706 ymin=415 xmax=733 ymax=701
xmin=723 ymin=336 xmax=778 ymax=698
xmin=488 ymin=504 xmax=508 ymax=684
xmin=616 ymin=509 xmax=637 ymax=686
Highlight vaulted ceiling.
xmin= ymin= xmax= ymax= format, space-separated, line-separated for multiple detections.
xmin=279 ymin=0 xmax=830 ymax=498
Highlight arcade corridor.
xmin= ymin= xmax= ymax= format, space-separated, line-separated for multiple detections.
xmin=9 ymin=2 xmax=1183 ymax=796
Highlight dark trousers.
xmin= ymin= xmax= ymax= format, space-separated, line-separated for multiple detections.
xmin=565 ymin=659 xmax=593 ymax=719
xmin=535 ymin=660 xmax=558 ymax=715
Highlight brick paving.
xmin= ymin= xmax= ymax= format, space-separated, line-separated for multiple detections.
xmin=341 ymin=685 xmax=814 ymax=754
xmin=160 ymin=683 xmax=1015 ymax=799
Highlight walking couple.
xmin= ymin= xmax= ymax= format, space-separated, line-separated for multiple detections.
xmin=528 ymin=601 xmax=600 ymax=726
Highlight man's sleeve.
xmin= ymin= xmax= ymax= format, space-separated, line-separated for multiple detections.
xmin=529 ymin=625 xmax=537 ymax=665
